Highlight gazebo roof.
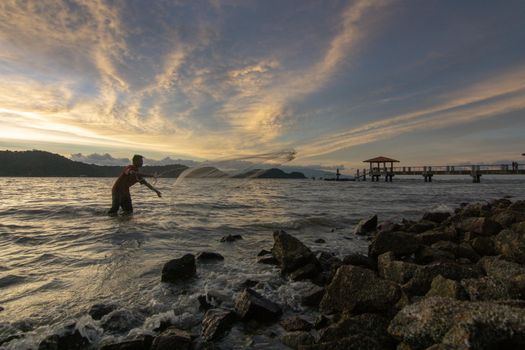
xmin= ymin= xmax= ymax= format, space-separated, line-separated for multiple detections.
xmin=363 ymin=156 xmax=400 ymax=163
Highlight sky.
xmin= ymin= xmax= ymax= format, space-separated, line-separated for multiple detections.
xmin=1 ymin=0 xmax=524 ymax=171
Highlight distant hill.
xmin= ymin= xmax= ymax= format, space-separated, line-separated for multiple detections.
xmin=0 ymin=150 xmax=188 ymax=177
xmin=233 ymin=168 xmax=306 ymax=179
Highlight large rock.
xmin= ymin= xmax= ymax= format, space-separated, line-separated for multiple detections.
xmin=38 ymin=323 xmax=89 ymax=350
xmin=461 ymin=276 xmax=519 ymax=301
xmin=429 ymin=241 xmax=480 ymax=262
xmin=378 ymin=252 xmax=419 ymax=284
xmin=458 ymin=217 xmax=502 ymax=237
xmin=492 ymin=210 xmax=520 ymax=228
xmin=369 ymin=231 xmax=420 ymax=258
xmin=280 ymin=316 xmax=313 ymax=332
xmin=201 ymin=308 xmax=236 ymax=341
xmin=299 ymin=335 xmax=384 ymax=350
xmin=151 ymin=327 xmax=191 ymax=350
xmin=422 ymin=212 xmax=451 ymax=224
xmin=234 ymin=288 xmax=282 ymax=322
xmin=409 ymin=221 xmax=437 ymax=234
xmin=494 ymin=229 xmax=525 ymax=264
xmin=101 ymin=336 xmax=154 ymax=350
xmin=417 ymin=228 xmax=457 ymax=245
xmin=402 ymin=262 xmax=483 ymax=296
xmin=478 ymin=256 xmax=525 ymax=282
xmin=161 ymin=254 xmax=196 ymax=283
xmin=272 ymin=230 xmax=318 ymax=274
xmin=196 ymin=252 xmax=224 ymax=262
xmin=388 ymin=297 xmax=525 ymax=350
xmin=88 ymin=303 xmax=118 ymax=320
xmin=101 ymin=309 xmax=144 ymax=333
xmin=426 ymin=275 xmax=467 ymax=300
xmin=353 ymin=215 xmax=378 ymax=235
xmin=301 ymin=285 xmax=325 ymax=307
xmin=469 ymin=236 xmax=497 ymax=256
xmin=320 ymin=265 xmax=401 ymax=314
xmin=415 ymin=246 xmax=455 ymax=264
xmin=281 ymin=332 xmax=316 ymax=349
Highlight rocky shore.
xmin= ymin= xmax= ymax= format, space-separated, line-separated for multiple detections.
xmin=7 ymin=198 xmax=525 ymax=349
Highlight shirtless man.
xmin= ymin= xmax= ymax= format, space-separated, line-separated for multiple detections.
xmin=108 ymin=154 xmax=161 ymax=215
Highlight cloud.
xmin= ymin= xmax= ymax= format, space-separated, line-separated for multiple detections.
xmin=69 ymin=153 xmax=200 ymax=167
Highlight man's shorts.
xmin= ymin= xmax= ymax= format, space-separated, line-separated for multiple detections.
xmin=108 ymin=191 xmax=133 ymax=215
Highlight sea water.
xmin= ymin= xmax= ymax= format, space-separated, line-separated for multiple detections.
xmin=0 ymin=176 xmax=524 ymax=348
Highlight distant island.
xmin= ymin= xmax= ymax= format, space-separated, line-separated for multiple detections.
xmin=0 ymin=150 xmax=306 ymax=179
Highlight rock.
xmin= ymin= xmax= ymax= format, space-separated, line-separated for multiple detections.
xmin=257 ymin=255 xmax=279 ymax=265
xmin=316 ymin=251 xmax=342 ymax=272
xmin=317 ymin=313 xmax=393 ymax=347
xmin=417 ymin=228 xmax=457 ymax=245
xmin=301 ymin=285 xmax=325 ymax=307
xmin=101 ymin=309 xmax=144 ymax=333
xmin=353 ymin=215 xmax=378 ymax=235
xmin=469 ymin=236 xmax=497 ymax=256
xmin=458 ymin=217 xmax=502 ymax=237
xmin=461 ymin=276 xmax=518 ymax=301
xmin=272 ymin=230 xmax=318 ymax=273
xmin=320 ymin=265 xmax=401 ymax=314
xmin=478 ymin=256 xmax=525 ymax=282
xmin=239 ymin=279 xmax=259 ymax=289
xmin=409 ymin=221 xmax=437 ymax=234
xmin=494 ymin=229 xmax=525 ymax=264
xmin=460 ymin=202 xmax=491 ymax=218
xmin=38 ymin=323 xmax=89 ymax=350
xmin=422 ymin=212 xmax=451 ymax=224
xmin=513 ymin=221 xmax=525 ymax=233
xmin=257 ymin=249 xmax=272 ymax=256
xmin=492 ymin=210 xmax=519 ymax=228
xmin=234 ymin=288 xmax=282 ymax=322
xmin=281 ymin=331 xmax=315 ymax=349
xmin=402 ymin=262 xmax=483 ymax=296
xmin=429 ymin=241 xmax=480 ymax=262
xmin=377 ymin=221 xmax=402 ymax=233
xmin=341 ymin=253 xmax=377 ymax=270
xmin=388 ymin=297 xmax=525 ymax=350
xmin=314 ymin=238 xmax=326 ymax=243
xmin=161 ymin=254 xmax=196 ymax=283
xmin=151 ymin=327 xmax=192 ymax=350
xmin=288 ymin=263 xmax=321 ymax=281
xmin=425 ymin=275 xmax=467 ymax=300
xmin=88 ymin=303 xmax=118 ymax=320
xmin=280 ymin=317 xmax=313 ymax=332
xmin=201 ymin=308 xmax=236 ymax=341
xmin=368 ymin=231 xmax=420 ymax=258
xmin=196 ymin=252 xmax=224 ymax=262
xmin=220 ymin=234 xmax=242 ymax=242
xmin=0 ymin=306 xmax=3 ymax=312
xmin=299 ymin=335 xmax=385 ymax=350
xmin=491 ymin=198 xmax=512 ymax=209
xmin=378 ymin=252 xmax=419 ymax=284
xmin=100 ymin=335 xmax=154 ymax=350
xmin=198 ymin=295 xmax=214 ymax=311
xmin=509 ymin=200 xmax=525 ymax=212
xmin=314 ymin=315 xmax=331 ymax=329
xmin=415 ymin=246 xmax=455 ymax=264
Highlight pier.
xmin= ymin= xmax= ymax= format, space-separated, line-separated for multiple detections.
xmin=355 ymin=156 xmax=525 ymax=183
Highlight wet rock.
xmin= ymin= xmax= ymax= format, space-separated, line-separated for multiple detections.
xmin=289 ymin=263 xmax=321 ymax=281
xmin=314 ymin=238 xmax=326 ymax=244
xmin=409 ymin=221 xmax=437 ymax=234
xmin=429 ymin=241 xmax=480 ymax=262
xmin=234 ymin=288 xmax=282 ymax=322
xmin=494 ymin=228 xmax=525 ymax=264
xmin=88 ymin=303 xmax=118 ymax=320
xmin=300 ymin=335 xmax=384 ymax=350
xmin=100 ymin=335 xmax=154 ymax=350
xmin=389 ymin=297 xmax=525 ymax=350
xmin=469 ymin=236 xmax=497 ymax=256
xmin=478 ymin=255 xmax=525 ymax=282
xmin=151 ymin=327 xmax=192 ymax=350
xmin=272 ymin=230 xmax=319 ymax=273
xmin=378 ymin=252 xmax=419 ymax=284
xmin=425 ymin=275 xmax=467 ymax=300
xmin=342 ymin=253 xmax=377 ymax=270
xmin=492 ymin=210 xmax=519 ymax=228
xmin=318 ymin=313 xmax=393 ymax=347
xmin=257 ymin=255 xmax=279 ymax=265
xmin=417 ymin=228 xmax=457 ymax=245
xmin=461 ymin=276 xmax=518 ymax=301
xmin=509 ymin=200 xmax=525 ymax=212
xmin=239 ymin=279 xmax=259 ymax=289
xmin=301 ymin=285 xmax=325 ymax=307
xmin=422 ymin=212 xmax=451 ymax=224
xmin=314 ymin=315 xmax=331 ymax=329
xmin=316 ymin=251 xmax=342 ymax=272
xmin=377 ymin=220 xmax=402 ymax=233
xmin=201 ymin=308 xmax=236 ymax=341
xmin=38 ymin=323 xmax=89 ymax=350
xmin=402 ymin=262 xmax=483 ymax=296
xmin=460 ymin=202 xmax=491 ymax=218
xmin=281 ymin=331 xmax=315 ymax=349
xmin=257 ymin=249 xmax=272 ymax=256
xmin=415 ymin=246 xmax=455 ymax=264
xmin=161 ymin=254 xmax=196 ymax=283
xmin=101 ymin=309 xmax=145 ymax=333
xmin=280 ymin=316 xmax=313 ymax=332
xmin=513 ymin=221 xmax=525 ymax=233
xmin=458 ymin=217 xmax=502 ymax=237
xmin=368 ymin=231 xmax=420 ymax=258
xmin=220 ymin=234 xmax=242 ymax=242
xmin=320 ymin=265 xmax=401 ymax=314
xmin=198 ymin=295 xmax=215 ymax=311
xmin=353 ymin=215 xmax=378 ymax=235
xmin=196 ymin=252 xmax=224 ymax=262
xmin=491 ymin=198 xmax=512 ymax=209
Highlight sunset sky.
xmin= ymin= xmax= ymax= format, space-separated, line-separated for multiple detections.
xmin=1 ymin=0 xmax=524 ymax=170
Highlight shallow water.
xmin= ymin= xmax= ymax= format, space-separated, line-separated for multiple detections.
xmin=0 ymin=176 xmax=524 ymax=349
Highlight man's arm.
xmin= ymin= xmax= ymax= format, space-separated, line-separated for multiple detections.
xmin=140 ymin=178 xmax=162 ymax=197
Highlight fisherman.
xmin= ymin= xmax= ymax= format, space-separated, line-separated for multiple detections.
xmin=108 ymin=154 xmax=161 ymax=216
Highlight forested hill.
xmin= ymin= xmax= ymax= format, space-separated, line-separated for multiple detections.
xmin=0 ymin=150 xmax=188 ymax=177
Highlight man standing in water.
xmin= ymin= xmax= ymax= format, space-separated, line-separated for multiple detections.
xmin=108 ymin=154 xmax=162 ymax=216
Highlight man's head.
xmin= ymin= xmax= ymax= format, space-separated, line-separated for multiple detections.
xmin=132 ymin=154 xmax=144 ymax=167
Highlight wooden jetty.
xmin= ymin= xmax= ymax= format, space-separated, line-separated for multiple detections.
xmin=355 ymin=156 xmax=525 ymax=183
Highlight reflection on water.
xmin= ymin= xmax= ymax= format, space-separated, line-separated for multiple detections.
xmin=0 ymin=176 xmax=523 ymax=348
